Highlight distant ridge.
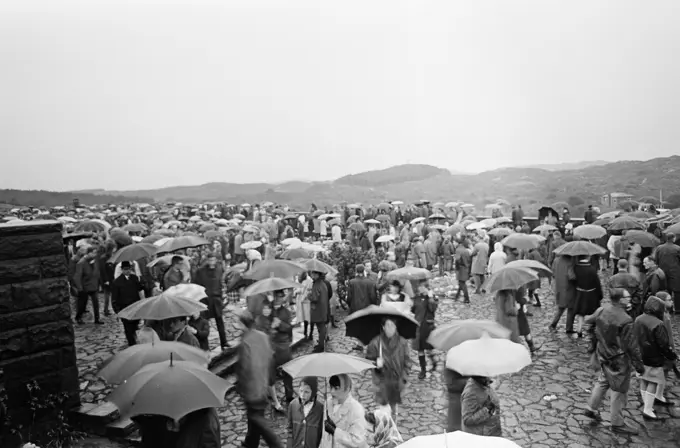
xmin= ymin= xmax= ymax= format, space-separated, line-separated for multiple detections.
xmin=519 ymin=160 xmax=611 ymax=171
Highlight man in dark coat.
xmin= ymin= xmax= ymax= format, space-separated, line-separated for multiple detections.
xmin=584 ymin=205 xmax=596 ymax=224
xmin=608 ymin=259 xmax=642 ymax=318
xmin=454 ymin=240 xmax=471 ymax=303
xmin=111 ymin=261 xmax=145 ymax=345
xmin=74 ymin=246 xmax=103 ymax=325
xmin=194 ymin=253 xmax=228 ymax=350
xmin=347 ymin=265 xmax=378 ymax=351
xmin=309 ymin=271 xmax=329 ymax=353
xmin=653 ymin=232 xmax=680 ymax=313
xmin=549 ymin=254 xmax=576 ymax=334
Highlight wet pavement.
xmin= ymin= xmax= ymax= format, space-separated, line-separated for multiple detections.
xmin=74 ymin=272 xmax=680 ymax=447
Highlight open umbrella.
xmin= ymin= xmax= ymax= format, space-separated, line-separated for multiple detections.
xmin=164 ymin=283 xmax=208 ymax=301
xmin=204 ymin=229 xmax=222 ymax=239
xmin=146 ymin=254 xmax=191 ymax=270
xmin=608 ymin=215 xmax=645 ymax=231
xmin=410 ymin=217 xmax=425 ymax=225
xmin=623 ymin=230 xmax=660 ymax=248
xmin=384 ymin=266 xmax=432 ymax=281
xmin=244 ymin=260 xmax=306 ymax=280
xmin=500 ymin=233 xmax=540 ymax=251
xmin=532 ymin=224 xmax=557 ymax=233
xmin=445 ymin=333 xmax=532 ymax=377
xmin=122 ymin=223 xmax=147 ymax=233
xmin=156 ymin=235 xmax=210 ymax=253
xmin=282 ymin=237 xmax=302 ymax=246
xmin=427 ymin=320 xmax=511 ymax=352
xmin=140 ymin=234 xmax=166 ymax=244
xmin=302 ymin=258 xmax=338 ymax=275
xmin=110 ymin=229 xmax=133 ymax=247
xmin=108 ymin=359 xmax=230 ymax=421
xmin=99 ymin=341 xmax=209 ymax=384
xmin=280 ymin=248 xmax=311 ymax=260
xmin=398 ymin=431 xmax=522 ymax=448
xmin=375 ymin=214 xmax=391 ymax=222
xmin=282 ymin=353 xmax=375 ymax=378
xmin=241 ymin=240 xmax=263 ymax=250
xmin=376 ymin=235 xmax=394 ymax=243
xmin=553 ymin=241 xmax=606 ymax=257
xmin=345 ymin=305 xmax=419 ymax=345
xmin=364 ymin=219 xmax=380 ymax=225
xmin=573 ymin=224 xmax=606 ymax=240
xmin=444 ymin=224 xmax=463 ymax=237
xmin=118 ymin=289 xmax=207 ymax=320
xmin=349 ymin=222 xmax=365 ymax=232
xmin=109 ymin=243 xmax=157 ymax=264
xmin=73 ymin=220 xmax=108 ymax=233
xmin=504 ymin=259 xmax=552 ymax=277
xmin=243 ymin=277 xmax=300 ymax=296
xmin=488 ymin=227 xmax=511 ymax=238
xmin=484 ymin=266 xmax=538 ymax=294
xmin=495 ymin=217 xmax=512 ymax=224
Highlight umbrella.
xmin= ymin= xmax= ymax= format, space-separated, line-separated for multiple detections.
xmin=57 ymin=216 xmax=77 ymax=223
xmin=410 ymin=217 xmax=425 ymax=225
xmin=204 ymin=229 xmax=221 ymax=239
xmin=398 ymin=431 xmax=522 ymax=448
xmin=377 ymin=203 xmax=392 ymax=211
xmin=154 ymin=229 xmax=176 ymax=237
xmin=488 ymin=227 xmax=511 ymax=238
xmin=243 ymin=277 xmax=300 ymax=296
xmin=140 ymin=234 xmax=166 ymax=244
xmin=345 ymin=305 xmax=419 ymax=345
xmin=665 ymin=222 xmax=680 ymax=236
xmin=302 ymin=258 xmax=338 ymax=275
xmin=146 ymin=254 xmax=191 ymax=270
xmin=99 ymin=341 xmax=209 ymax=384
xmin=532 ymin=224 xmax=557 ymax=233
xmin=164 ymin=283 xmax=208 ymax=302
xmin=313 ymin=210 xmax=325 ymax=217
xmin=495 ymin=217 xmax=512 ymax=224
xmin=628 ymin=211 xmax=653 ymax=219
xmin=500 ymin=233 xmax=540 ymax=251
xmin=591 ymin=218 xmax=612 ymax=227
xmin=109 ymin=243 xmax=157 ymax=264
xmin=444 ymin=224 xmax=463 ymax=237
xmin=118 ymin=289 xmax=207 ymax=320
xmin=445 ymin=332 xmax=532 ymax=377
xmin=376 ymin=235 xmax=394 ymax=243
xmin=553 ymin=241 xmax=606 ymax=257
xmin=156 ymin=235 xmax=210 ymax=253
xmin=281 ymin=237 xmax=302 ymax=246
xmin=241 ymin=241 xmax=262 ymax=250
xmin=107 ymin=359 xmax=230 ymax=421
xmin=233 ymin=214 xmax=246 ymax=220
xmin=244 ymin=260 xmax=306 ymax=280
xmin=280 ymin=248 xmax=311 ymax=260
xmin=349 ymin=222 xmax=365 ymax=232
xmin=484 ymin=266 xmax=538 ymax=294
xmin=73 ymin=220 xmax=108 ymax=233
xmin=623 ymin=230 xmax=660 ymax=248
xmin=282 ymin=353 xmax=375 ymax=378
xmin=375 ymin=214 xmax=391 ymax=222
xmin=429 ymin=213 xmax=446 ymax=220
xmin=480 ymin=218 xmax=497 ymax=228
xmin=110 ymin=229 xmax=133 ymax=247
xmin=573 ymin=224 xmax=606 ymax=240
xmin=199 ymin=223 xmax=216 ymax=233
xmin=347 ymin=204 xmax=361 ymax=209
xmin=327 ymin=218 xmax=341 ymax=226
xmin=445 ymin=201 xmax=460 ymax=208
xmin=384 ymin=266 xmax=432 ymax=281
xmin=153 ymin=237 xmax=173 ymax=248
xmin=427 ymin=320 xmax=511 ymax=352
xmin=189 ymin=216 xmax=202 ymax=222
xmin=364 ymin=219 xmax=380 ymax=225
xmin=122 ymin=223 xmax=147 ymax=233
xmin=466 ymin=222 xmax=486 ymax=231
xmin=608 ymin=216 xmax=645 ymax=231
xmin=505 ymin=259 xmax=552 ymax=276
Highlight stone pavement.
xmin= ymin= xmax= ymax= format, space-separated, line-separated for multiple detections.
xmin=73 ymin=274 xmax=680 ymax=447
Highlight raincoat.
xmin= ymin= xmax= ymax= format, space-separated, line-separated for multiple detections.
xmin=494 ymin=290 xmax=520 ymax=343
xmin=487 ymin=243 xmax=506 ymax=275
xmin=654 ymin=241 xmax=680 ymax=292
xmin=366 ymin=334 xmax=412 ymax=406
xmin=320 ymin=375 xmax=368 ymax=448
xmin=470 ymin=242 xmax=488 ymax=276
xmin=461 ymin=378 xmax=502 ymax=437
xmin=551 ymin=255 xmax=576 ymax=309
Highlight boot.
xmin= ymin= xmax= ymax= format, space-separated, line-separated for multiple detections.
xmin=642 ymin=391 xmax=661 ymax=420
xmin=418 ymin=355 xmax=427 ymax=380
xmin=533 ymin=293 xmax=541 ymax=307
xmin=429 ymin=353 xmax=438 ymax=372
xmin=527 ymin=339 xmax=538 ymax=353
xmin=303 ymin=322 xmax=309 ymax=339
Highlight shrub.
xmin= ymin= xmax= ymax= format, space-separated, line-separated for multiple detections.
xmin=318 ymin=243 xmax=376 ymax=302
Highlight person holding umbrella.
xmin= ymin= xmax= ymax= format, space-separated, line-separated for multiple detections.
xmin=310 ymin=270 xmax=330 ymax=353
xmin=365 ymin=318 xmax=412 ymax=421
xmin=321 ymin=374 xmax=368 ymax=448
xmin=111 ymin=261 xmax=146 ymax=346
xmin=461 ymin=375 xmax=502 ymax=437
xmin=287 ymin=377 xmax=324 ymax=448
xmin=411 ymin=279 xmax=438 ymax=379
xmin=269 ymin=289 xmax=295 ymax=412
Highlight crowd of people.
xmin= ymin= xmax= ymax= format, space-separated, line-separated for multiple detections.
xmin=3 ymin=198 xmax=680 ymax=447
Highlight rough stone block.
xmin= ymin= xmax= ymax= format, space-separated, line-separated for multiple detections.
xmin=0 ymin=320 xmax=75 ymax=362
xmin=0 ymin=277 xmax=70 ymax=312
xmin=4 ymin=365 xmax=80 ymax=409
xmin=0 ymin=255 xmax=67 ymax=285
xmin=40 ymin=254 xmax=69 ymax=279
xmin=0 ymin=302 xmax=71 ymax=331
xmin=0 ymin=220 xmax=63 ymax=238
xmin=0 ymin=345 xmax=77 ymax=381
xmin=0 ymin=232 xmax=65 ymax=262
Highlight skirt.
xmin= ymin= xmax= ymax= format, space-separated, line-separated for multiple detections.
xmin=573 ymin=290 xmax=601 ymax=317
xmin=640 ymin=365 xmax=666 ymax=386
xmin=295 ymin=297 xmax=311 ymax=322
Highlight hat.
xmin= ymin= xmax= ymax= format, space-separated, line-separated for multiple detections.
xmin=121 ymin=261 xmax=132 ymax=269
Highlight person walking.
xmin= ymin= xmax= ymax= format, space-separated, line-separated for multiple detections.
xmin=348 ymin=265 xmax=379 ymax=351
xmin=653 ymin=232 xmax=680 ymax=313
xmin=320 ymin=374 xmax=368 ymax=448
xmin=584 ymin=288 xmax=644 ymax=435
xmin=74 ymin=246 xmax=103 ymax=325
xmin=309 ymin=270 xmax=330 ymax=353
xmin=194 ymin=253 xmax=228 ymax=351
xmin=287 ymin=377 xmax=324 ymax=448
xmin=573 ymin=256 xmax=604 ymax=339
xmin=549 ymin=254 xmax=577 ymax=334
xmin=454 ymin=239 xmax=471 ymax=303
xmin=111 ymin=261 xmax=145 ymax=346
xmin=268 ymin=290 xmax=294 ymax=412
xmin=411 ymin=279 xmax=438 ymax=379
xmin=461 ymin=376 xmax=501 ymax=436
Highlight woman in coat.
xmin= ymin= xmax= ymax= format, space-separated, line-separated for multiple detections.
xmin=470 ymin=240 xmax=489 ymax=294
xmin=321 ymin=374 xmax=368 ymax=448
xmin=461 ymin=376 xmax=502 ymax=437
xmin=366 ymin=406 xmax=402 ymax=448
xmin=525 ymin=247 xmax=545 ymax=307
xmin=454 ymin=240 xmax=472 ymax=303
xmin=366 ymin=318 xmax=412 ymax=421
xmin=515 ymin=287 xmax=539 ymax=353
xmin=411 ymin=279 xmax=438 ymax=379
xmin=549 ymin=254 xmax=577 ymax=333
xmin=295 ymin=272 xmax=313 ymax=339
xmin=270 ymin=290 xmax=295 ymax=411
xmin=494 ymin=289 xmax=520 ymax=343
xmin=288 ymin=377 xmax=324 ymax=448
xmin=444 ymin=368 xmax=469 ymax=432
xmin=487 ymin=242 xmax=506 ymax=276
xmin=573 ymin=256 xmax=604 ymax=338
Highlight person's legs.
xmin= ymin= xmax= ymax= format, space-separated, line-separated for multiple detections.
xmin=122 ymin=319 xmax=139 ymax=346
xmin=314 ymin=322 xmax=326 ymax=351
xmin=89 ymin=291 xmax=101 ymax=322
xmin=565 ymin=308 xmax=576 ymax=333
xmin=587 ymin=370 xmax=609 ymax=415
xmin=242 ymin=404 xmax=262 ymax=448
xmin=103 ymin=289 xmax=112 ymax=315
xmin=75 ymin=291 xmax=89 ymax=322
xmin=549 ymin=307 xmax=565 ymax=329
xmin=249 ymin=402 xmax=284 ymax=448
xmin=418 ymin=350 xmax=427 ymax=379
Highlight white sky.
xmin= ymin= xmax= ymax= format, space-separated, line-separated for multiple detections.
xmin=2 ymin=0 xmax=679 ymax=191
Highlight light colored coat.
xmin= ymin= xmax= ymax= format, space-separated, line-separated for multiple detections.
xmin=487 ymin=243 xmax=506 ymax=275
xmin=471 ymin=242 xmax=489 ymax=275
xmin=320 ymin=395 xmax=368 ymax=448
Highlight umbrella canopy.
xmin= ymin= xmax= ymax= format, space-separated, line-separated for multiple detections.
xmin=445 ymin=333 xmax=532 ymax=377
xmin=118 ymin=289 xmax=207 ymax=320
xmin=99 ymin=341 xmax=209 ymax=384
xmin=375 ymin=214 xmax=391 ymax=221
xmin=108 ymin=359 xmax=230 ymax=421
xmin=410 ymin=217 xmax=425 ymax=225
xmin=73 ymin=220 xmax=108 ymax=233
xmin=429 ymin=213 xmax=446 ymax=220
xmin=608 ymin=215 xmax=645 ymax=231
xmin=488 ymin=227 xmax=511 ymax=238
xmin=156 ymin=235 xmax=210 ymax=253
xmin=628 ymin=211 xmax=653 ymax=219
xmin=345 ymin=305 xmax=419 ymax=345
xmin=504 ymin=259 xmax=552 ymax=277
xmin=281 ymin=237 xmax=302 ymax=246
xmin=122 ymin=223 xmax=147 ymax=233
xmin=204 ymin=229 xmax=221 ymax=239
xmin=484 ymin=266 xmax=538 ymax=294
xmin=444 ymin=224 xmax=464 ymax=237
xmin=282 ymin=353 xmax=375 ymax=378
xmin=376 ymin=235 xmax=394 ymax=243
xmin=110 ymin=229 xmax=133 ymax=247
xmin=427 ymin=320 xmax=511 ymax=352
xmin=573 ymin=224 xmax=606 ymax=240
xmin=532 ymin=224 xmax=557 ymax=233
xmin=146 ymin=254 xmax=191 ymax=270
xmin=553 ymin=240 xmax=606 ymax=257
xmin=665 ymin=222 xmax=680 ymax=236
xmin=623 ymin=229 xmax=660 ymax=248
xmin=241 ymin=241 xmax=263 ymax=250
xmin=243 ymin=277 xmax=300 ymax=296
xmin=397 ymin=431 xmax=522 ymax=448
xmin=244 ymin=260 xmax=306 ymax=280
xmin=384 ymin=266 xmax=432 ymax=281
xmin=140 ymin=234 xmax=166 ymax=244
xmin=280 ymin=248 xmax=311 ymax=260
xmin=302 ymin=258 xmax=338 ymax=275
xmin=500 ymin=233 xmax=540 ymax=251
xmin=364 ymin=219 xmax=380 ymax=225
xmin=164 ymin=283 xmax=208 ymax=301
xmin=109 ymin=243 xmax=157 ymax=264
xmin=348 ymin=222 xmax=365 ymax=232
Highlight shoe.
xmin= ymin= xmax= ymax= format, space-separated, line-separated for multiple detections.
xmin=584 ymin=409 xmax=602 ymax=421
xmin=642 ymin=412 xmax=664 ymax=421
xmin=104 ymin=310 xmax=111 ymax=316
xmin=464 ymin=300 xmax=470 ymax=304
xmin=94 ymin=320 xmax=105 ymax=325
xmin=548 ymin=325 xmax=557 ymax=332
xmin=76 ymin=319 xmax=84 ymax=325
xmin=273 ymin=404 xmax=285 ymax=413
xmin=655 ymin=398 xmax=674 ymax=407
xmin=418 ymin=371 xmax=426 ymax=380
xmin=611 ymin=424 xmax=638 ymax=435
xmin=525 ymin=311 xmax=534 ymax=317
xmin=312 ymin=346 xmax=324 ymax=353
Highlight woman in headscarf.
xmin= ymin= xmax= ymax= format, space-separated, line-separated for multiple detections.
xmin=411 ymin=279 xmax=438 ymax=379
xmin=573 ymin=256 xmax=604 ymax=339
xmin=461 ymin=376 xmax=502 ymax=437
xmin=366 ymin=319 xmax=412 ymax=421
xmin=494 ymin=289 xmax=520 ymax=343
xmin=366 ymin=406 xmax=403 ymax=448
xmin=288 ymin=377 xmax=324 ymax=448
xmin=321 ymin=374 xmax=368 ymax=448
xmin=633 ymin=295 xmax=677 ymax=420
xmin=380 ymin=280 xmax=413 ymax=315
xmin=487 ymin=242 xmax=506 ymax=276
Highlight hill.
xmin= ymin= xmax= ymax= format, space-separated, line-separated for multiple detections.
xmin=3 ymin=157 xmax=680 ymax=212
xmin=520 ymin=160 xmax=611 ymax=171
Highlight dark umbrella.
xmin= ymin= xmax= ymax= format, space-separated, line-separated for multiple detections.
xmin=110 ymin=229 xmax=133 ymax=247
xmin=74 ymin=220 xmax=108 ymax=233
xmin=280 ymin=248 xmax=311 ymax=260
xmin=109 ymin=243 xmax=158 ymax=264
xmin=345 ymin=305 xmax=419 ymax=345
xmin=624 ymin=230 xmax=660 ymax=248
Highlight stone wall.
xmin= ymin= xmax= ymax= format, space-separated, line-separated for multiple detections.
xmin=0 ymin=220 xmax=80 ymax=421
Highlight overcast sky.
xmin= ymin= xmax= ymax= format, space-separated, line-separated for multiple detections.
xmin=2 ymin=0 xmax=679 ymax=191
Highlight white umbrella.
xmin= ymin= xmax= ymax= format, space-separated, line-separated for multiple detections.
xmin=397 ymin=431 xmax=522 ymax=448
xmin=376 ymin=235 xmax=394 ymax=243
xmin=446 ymin=333 xmax=531 ymax=377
